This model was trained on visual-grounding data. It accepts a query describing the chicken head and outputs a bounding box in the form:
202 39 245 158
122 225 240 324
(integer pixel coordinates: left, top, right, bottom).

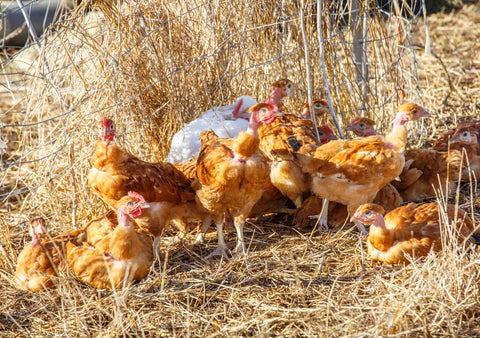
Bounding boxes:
117 191 151 219
451 126 478 145
29 217 47 245
352 204 386 228
100 118 116 145
397 103 431 122
345 116 376 137
271 78 299 98
248 102 280 126
317 125 337 144
301 99 330 119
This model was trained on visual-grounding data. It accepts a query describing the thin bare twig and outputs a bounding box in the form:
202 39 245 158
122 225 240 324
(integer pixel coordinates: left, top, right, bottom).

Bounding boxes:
300 0 320 141
317 0 344 138
15 0 42 52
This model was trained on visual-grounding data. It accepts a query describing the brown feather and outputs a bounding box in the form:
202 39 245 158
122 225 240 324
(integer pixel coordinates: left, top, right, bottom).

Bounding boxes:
291 114 413 218
88 120 209 238
356 202 475 264
67 219 153 290
395 148 462 201
88 141 195 207
15 227 84 292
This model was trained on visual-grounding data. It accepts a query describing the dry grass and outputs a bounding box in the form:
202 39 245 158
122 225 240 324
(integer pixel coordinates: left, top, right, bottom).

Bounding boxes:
1 0 480 336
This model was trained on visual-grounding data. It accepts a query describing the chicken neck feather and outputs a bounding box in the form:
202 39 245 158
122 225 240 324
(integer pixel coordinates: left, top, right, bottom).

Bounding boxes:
385 112 409 152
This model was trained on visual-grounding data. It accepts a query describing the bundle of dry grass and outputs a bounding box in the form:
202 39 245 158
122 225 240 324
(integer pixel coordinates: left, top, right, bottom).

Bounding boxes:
1 0 480 335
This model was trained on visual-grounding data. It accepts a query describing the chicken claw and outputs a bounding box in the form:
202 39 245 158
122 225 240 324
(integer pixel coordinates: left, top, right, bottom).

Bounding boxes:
204 246 231 260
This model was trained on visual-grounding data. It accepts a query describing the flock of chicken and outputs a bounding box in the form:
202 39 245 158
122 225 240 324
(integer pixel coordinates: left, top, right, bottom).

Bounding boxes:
14 79 479 292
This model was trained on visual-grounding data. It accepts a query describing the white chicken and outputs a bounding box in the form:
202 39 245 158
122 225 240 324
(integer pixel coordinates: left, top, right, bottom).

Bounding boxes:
167 79 298 163
167 96 257 163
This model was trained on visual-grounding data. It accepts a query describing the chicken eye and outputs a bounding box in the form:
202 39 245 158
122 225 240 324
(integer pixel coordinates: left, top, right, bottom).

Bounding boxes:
287 83 292 88
364 210 373 216
314 104 321 108
359 123 365 127
412 110 417 114
127 201 134 206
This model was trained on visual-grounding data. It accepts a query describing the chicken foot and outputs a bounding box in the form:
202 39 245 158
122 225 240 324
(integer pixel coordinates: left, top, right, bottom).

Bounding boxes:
194 216 213 244
205 220 230 260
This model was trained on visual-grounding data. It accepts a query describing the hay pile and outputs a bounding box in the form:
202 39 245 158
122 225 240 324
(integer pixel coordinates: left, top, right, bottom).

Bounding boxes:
1 0 480 335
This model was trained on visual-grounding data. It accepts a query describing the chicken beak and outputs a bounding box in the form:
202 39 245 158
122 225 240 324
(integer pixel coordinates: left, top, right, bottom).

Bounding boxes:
330 134 338 140
351 208 363 222
350 213 368 235
142 202 151 209
274 111 283 117
353 219 369 235
345 124 353 132
423 109 431 117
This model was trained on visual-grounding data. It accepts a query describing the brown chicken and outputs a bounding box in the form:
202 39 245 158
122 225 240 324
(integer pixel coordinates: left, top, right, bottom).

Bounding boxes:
395 148 462 201
293 114 400 228
450 125 480 180
173 128 250 243
15 218 57 292
14 218 83 292
344 115 436 204
252 125 336 216
348 113 463 202
300 99 330 120
432 120 480 153
257 100 334 208
288 100 335 146
264 78 299 111
288 103 430 233
249 177 289 217
292 99 332 142
345 116 376 137
352 202 475 264
173 156 197 180
292 182 402 228
196 103 279 258
67 193 154 289
88 118 209 244
395 122 480 201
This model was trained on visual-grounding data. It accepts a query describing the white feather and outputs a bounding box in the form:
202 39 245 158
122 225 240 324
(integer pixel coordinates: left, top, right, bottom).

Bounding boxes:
167 96 257 163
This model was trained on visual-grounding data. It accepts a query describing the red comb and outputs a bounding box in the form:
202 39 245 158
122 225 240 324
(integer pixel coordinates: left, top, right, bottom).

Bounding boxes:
128 191 145 203
321 125 334 134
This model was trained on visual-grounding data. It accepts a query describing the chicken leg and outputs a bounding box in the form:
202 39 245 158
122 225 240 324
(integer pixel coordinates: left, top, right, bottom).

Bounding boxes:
318 198 329 229
232 215 247 254
194 215 212 244
205 219 230 260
